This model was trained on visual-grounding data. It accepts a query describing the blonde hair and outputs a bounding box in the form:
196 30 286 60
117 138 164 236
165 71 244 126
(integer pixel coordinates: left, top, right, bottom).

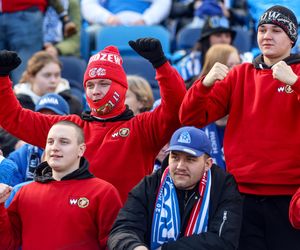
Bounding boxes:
19 51 62 83
200 44 239 76
127 75 154 113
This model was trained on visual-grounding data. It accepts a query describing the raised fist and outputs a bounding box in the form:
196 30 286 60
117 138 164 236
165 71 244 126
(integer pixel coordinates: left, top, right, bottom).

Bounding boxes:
0 50 22 76
128 38 167 68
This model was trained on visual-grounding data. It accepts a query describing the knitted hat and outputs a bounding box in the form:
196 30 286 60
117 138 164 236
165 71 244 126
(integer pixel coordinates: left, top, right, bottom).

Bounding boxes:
199 16 236 42
258 5 298 47
83 46 127 89
83 46 127 118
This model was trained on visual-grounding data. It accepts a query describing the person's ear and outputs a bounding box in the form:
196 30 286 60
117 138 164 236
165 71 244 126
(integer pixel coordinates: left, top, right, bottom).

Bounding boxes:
204 157 213 172
78 143 86 157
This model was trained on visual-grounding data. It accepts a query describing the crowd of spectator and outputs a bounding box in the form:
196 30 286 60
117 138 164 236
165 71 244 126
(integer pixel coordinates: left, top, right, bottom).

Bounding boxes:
0 1 300 250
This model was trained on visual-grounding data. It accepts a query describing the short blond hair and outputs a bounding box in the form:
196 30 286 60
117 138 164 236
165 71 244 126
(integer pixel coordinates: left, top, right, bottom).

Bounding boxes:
127 75 154 112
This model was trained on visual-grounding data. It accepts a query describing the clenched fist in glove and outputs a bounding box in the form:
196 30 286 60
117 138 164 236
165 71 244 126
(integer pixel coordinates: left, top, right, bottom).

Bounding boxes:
128 38 167 68
0 50 22 76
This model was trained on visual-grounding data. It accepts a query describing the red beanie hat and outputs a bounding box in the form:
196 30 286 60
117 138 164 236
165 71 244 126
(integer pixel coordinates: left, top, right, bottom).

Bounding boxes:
83 46 128 118
83 46 127 89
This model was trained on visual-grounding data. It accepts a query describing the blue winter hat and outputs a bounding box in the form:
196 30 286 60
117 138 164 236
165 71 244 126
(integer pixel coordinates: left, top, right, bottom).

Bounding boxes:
35 93 70 115
167 126 212 157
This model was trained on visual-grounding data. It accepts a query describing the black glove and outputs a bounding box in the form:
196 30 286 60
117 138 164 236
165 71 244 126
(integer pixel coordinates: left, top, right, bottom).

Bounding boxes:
128 38 167 68
0 50 22 76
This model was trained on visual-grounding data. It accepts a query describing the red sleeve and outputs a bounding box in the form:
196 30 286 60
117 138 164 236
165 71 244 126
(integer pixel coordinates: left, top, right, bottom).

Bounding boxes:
179 74 232 128
289 187 300 229
136 62 187 149
0 76 81 148
97 184 122 249
0 197 22 249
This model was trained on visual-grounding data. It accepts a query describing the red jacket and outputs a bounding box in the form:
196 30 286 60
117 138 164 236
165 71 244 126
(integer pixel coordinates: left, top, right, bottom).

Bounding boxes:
1 0 47 12
289 187 300 229
0 178 122 249
180 62 300 196
0 62 186 202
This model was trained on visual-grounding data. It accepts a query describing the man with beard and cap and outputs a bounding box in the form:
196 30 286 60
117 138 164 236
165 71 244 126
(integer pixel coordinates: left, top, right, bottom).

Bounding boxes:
0 38 186 203
108 126 242 250
179 5 300 250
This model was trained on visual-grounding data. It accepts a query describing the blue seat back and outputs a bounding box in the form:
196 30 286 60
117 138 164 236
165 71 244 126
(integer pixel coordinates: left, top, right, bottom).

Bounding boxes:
122 56 160 100
176 27 201 50
94 25 171 57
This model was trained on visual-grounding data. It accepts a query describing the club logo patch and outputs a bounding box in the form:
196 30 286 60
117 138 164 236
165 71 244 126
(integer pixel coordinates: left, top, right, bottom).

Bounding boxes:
69 197 89 208
78 197 89 208
178 131 191 144
285 85 293 94
119 128 130 137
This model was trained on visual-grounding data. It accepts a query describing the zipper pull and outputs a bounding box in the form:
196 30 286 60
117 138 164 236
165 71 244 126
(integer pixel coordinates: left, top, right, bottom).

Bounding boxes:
219 210 228 237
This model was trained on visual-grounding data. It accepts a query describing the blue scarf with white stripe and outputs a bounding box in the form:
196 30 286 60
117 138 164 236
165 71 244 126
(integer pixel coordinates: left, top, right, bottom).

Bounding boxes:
150 167 211 249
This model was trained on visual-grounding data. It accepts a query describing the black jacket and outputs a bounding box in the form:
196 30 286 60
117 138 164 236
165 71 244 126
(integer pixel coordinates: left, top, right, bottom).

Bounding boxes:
108 164 243 250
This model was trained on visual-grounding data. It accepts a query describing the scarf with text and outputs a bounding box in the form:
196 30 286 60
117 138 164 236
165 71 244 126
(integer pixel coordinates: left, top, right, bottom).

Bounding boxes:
150 167 211 249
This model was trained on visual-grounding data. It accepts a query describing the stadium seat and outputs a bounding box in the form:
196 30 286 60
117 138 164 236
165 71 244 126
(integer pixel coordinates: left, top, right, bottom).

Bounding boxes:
122 56 160 100
232 26 253 53
176 27 201 50
94 25 171 58
59 56 87 103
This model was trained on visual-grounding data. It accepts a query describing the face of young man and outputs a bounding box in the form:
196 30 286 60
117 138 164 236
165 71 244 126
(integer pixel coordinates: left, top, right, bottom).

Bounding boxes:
45 124 85 180
85 79 112 102
168 151 212 190
257 24 293 65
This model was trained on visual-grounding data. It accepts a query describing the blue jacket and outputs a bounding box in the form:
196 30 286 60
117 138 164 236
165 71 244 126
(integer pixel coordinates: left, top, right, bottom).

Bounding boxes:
0 156 23 186
8 144 44 182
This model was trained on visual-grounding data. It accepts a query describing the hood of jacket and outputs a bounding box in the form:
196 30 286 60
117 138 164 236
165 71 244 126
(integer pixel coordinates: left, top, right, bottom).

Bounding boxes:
34 157 94 183
253 53 300 69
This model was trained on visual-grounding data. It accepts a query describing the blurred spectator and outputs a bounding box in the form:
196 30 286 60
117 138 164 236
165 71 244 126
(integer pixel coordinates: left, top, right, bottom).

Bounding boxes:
44 0 81 57
0 149 22 187
14 51 82 115
0 0 46 83
0 51 81 156
199 43 240 170
81 0 172 51
125 75 154 115
190 0 250 28
175 15 235 82
0 0 77 83
81 0 172 26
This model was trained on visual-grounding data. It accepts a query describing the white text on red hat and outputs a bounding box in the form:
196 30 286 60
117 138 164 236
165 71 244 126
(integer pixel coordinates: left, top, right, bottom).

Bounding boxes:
88 52 121 65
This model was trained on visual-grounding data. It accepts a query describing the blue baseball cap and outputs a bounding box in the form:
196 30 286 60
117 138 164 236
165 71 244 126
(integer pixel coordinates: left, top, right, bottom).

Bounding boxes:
35 93 70 115
167 126 212 157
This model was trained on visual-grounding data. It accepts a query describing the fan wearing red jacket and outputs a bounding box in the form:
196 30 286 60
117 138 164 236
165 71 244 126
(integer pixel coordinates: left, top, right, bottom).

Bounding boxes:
179 5 300 250
0 38 186 203
0 121 122 250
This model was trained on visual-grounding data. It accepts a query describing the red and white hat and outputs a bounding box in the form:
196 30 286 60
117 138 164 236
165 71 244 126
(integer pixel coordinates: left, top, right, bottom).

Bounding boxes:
83 46 128 118
83 46 127 89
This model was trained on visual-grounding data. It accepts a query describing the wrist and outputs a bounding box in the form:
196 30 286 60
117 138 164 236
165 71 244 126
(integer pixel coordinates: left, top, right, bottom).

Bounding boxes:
151 56 167 68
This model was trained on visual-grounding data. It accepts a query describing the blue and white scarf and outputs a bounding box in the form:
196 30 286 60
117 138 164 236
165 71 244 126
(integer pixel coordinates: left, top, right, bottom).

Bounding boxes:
151 167 211 249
